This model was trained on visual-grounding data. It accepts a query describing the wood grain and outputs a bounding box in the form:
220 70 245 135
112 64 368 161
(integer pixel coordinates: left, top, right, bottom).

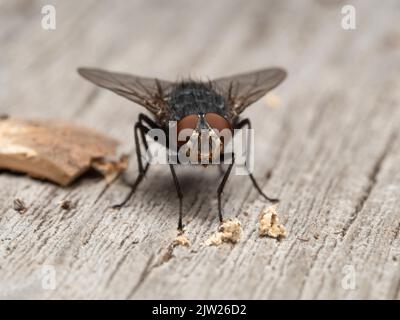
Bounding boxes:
0 0 399 299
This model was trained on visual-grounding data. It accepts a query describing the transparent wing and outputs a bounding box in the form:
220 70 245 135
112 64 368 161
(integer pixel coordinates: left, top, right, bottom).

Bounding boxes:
77 68 174 116
211 68 287 116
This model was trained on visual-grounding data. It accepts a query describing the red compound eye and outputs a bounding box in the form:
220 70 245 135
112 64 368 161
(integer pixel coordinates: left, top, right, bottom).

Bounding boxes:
177 114 198 146
177 114 198 132
205 113 231 133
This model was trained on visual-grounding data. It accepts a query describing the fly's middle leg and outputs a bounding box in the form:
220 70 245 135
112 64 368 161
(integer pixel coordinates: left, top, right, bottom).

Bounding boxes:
169 164 184 230
217 153 235 223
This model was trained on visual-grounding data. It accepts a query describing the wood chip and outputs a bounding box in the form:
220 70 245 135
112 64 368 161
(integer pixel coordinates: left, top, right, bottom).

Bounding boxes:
0 117 121 186
161 232 190 263
205 218 242 246
13 198 27 214
258 204 286 239
60 200 73 210
91 154 129 184
172 233 190 247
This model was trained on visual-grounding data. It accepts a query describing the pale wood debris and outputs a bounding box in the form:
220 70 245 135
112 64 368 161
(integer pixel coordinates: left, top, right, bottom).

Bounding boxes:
205 218 242 246
258 205 286 239
172 233 190 247
91 154 129 184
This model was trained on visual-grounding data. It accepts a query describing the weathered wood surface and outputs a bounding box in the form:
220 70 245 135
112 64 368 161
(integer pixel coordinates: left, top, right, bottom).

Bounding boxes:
1 0 399 299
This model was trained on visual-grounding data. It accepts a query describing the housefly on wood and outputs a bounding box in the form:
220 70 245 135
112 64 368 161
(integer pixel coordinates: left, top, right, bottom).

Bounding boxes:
78 67 287 230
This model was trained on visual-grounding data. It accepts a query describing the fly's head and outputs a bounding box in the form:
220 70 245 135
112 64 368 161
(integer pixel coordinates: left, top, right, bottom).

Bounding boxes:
177 112 232 165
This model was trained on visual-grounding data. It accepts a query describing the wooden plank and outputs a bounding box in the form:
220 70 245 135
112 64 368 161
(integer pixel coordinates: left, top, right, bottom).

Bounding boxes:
0 0 399 299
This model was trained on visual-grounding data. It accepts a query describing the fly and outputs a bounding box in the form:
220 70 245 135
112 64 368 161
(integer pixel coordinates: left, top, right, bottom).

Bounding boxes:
78 67 287 230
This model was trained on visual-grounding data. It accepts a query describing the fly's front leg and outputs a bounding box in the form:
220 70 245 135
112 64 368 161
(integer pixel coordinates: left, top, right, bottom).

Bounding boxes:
234 118 279 203
112 113 159 209
169 164 184 230
112 122 149 209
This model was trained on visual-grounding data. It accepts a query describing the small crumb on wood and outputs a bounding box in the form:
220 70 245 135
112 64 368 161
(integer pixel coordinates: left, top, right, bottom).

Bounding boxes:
172 233 190 247
161 247 174 263
264 92 282 108
205 218 242 246
258 205 286 239
91 154 129 184
60 200 73 210
161 232 190 263
13 198 27 214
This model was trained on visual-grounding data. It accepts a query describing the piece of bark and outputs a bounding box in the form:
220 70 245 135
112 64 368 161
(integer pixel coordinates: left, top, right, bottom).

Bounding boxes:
0 117 120 186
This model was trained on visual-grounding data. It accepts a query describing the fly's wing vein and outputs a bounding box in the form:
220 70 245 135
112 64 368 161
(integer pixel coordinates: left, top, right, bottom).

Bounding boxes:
77 68 174 118
211 68 287 117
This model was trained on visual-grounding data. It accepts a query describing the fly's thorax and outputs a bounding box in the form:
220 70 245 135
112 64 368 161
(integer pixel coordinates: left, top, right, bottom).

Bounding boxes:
168 81 228 121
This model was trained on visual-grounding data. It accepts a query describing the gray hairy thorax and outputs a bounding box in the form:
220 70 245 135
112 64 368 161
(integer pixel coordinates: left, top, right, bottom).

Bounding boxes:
167 82 227 122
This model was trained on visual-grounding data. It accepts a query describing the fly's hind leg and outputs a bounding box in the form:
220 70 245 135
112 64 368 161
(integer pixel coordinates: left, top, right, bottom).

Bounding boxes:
112 114 159 209
247 172 279 203
234 118 279 203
